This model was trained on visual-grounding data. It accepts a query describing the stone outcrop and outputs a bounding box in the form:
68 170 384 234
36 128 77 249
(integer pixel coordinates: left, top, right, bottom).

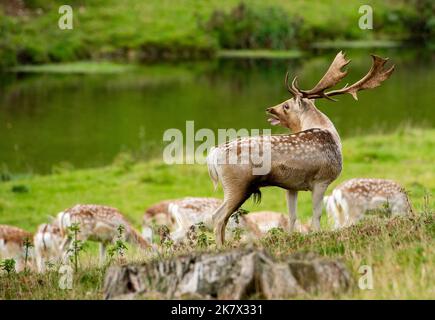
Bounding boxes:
103 249 352 299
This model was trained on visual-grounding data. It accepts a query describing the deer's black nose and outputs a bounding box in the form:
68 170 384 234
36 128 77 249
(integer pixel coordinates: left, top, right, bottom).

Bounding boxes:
266 107 272 113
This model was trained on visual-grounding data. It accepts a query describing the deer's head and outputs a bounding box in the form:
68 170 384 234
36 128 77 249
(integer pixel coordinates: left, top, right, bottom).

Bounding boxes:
267 51 395 131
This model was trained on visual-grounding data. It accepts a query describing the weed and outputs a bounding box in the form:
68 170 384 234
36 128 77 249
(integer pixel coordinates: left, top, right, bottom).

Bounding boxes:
23 237 33 273
107 225 128 264
231 227 245 242
0 259 16 275
231 208 249 225
66 223 86 272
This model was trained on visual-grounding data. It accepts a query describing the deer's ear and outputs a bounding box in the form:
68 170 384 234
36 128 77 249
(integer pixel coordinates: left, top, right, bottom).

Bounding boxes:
294 95 302 105
300 97 316 110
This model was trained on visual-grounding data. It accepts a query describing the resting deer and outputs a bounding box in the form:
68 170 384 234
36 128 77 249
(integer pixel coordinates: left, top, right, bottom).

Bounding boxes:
207 51 395 245
171 204 309 242
242 211 310 238
324 178 412 229
0 225 33 272
168 197 223 241
55 204 151 265
33 223 63 272
143 199 177 243
143 197 222 243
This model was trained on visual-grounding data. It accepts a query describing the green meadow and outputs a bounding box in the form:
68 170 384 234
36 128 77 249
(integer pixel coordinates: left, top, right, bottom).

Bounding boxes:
0 128 433 299
0 128 433 230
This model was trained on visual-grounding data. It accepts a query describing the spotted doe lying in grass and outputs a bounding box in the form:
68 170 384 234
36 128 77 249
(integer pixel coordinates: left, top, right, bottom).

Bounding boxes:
143 197 222 243
324 178 412 229
33 223 63 273
242 211 310 238
55 204 152 265
0 225 33 272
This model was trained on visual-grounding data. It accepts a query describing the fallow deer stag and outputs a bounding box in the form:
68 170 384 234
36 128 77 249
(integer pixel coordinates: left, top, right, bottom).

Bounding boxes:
207 51 395 246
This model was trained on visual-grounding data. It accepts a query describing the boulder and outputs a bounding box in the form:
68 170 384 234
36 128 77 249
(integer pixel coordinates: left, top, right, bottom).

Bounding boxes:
103 248 352 299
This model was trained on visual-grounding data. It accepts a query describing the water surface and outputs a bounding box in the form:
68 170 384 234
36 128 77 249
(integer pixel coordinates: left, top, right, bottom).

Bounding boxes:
0 48 433 174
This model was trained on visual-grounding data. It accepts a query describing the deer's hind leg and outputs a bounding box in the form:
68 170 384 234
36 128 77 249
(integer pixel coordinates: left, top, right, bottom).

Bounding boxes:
213 187 252 247
311 183 329 231
286 190 298 232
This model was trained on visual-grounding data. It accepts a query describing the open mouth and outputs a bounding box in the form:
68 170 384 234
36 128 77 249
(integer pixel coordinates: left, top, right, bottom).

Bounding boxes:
267 113 281 126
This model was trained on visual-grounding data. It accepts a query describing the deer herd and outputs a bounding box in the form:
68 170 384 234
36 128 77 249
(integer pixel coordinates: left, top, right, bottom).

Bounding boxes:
0 51 413 273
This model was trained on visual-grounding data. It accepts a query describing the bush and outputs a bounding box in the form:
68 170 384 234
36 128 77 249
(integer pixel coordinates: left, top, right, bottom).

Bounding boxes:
11 185 30 193
405 0 435 46
205 2 304 50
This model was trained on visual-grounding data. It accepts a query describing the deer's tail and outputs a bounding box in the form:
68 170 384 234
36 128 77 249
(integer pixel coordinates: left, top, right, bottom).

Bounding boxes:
206 147 220 190
329 189 349 228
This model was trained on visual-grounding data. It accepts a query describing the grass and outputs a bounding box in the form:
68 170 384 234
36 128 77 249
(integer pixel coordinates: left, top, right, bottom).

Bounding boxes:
311 40 404 49
262 212 434 299
0 128 434 299
1 0 429 67
217 49 303 59
9 62 137 74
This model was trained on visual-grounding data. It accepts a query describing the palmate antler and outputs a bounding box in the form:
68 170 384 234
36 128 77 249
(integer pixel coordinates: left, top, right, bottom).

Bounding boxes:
286 51 395 101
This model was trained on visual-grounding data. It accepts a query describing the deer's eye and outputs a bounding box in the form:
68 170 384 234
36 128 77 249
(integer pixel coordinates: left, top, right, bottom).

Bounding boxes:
283 104 289 110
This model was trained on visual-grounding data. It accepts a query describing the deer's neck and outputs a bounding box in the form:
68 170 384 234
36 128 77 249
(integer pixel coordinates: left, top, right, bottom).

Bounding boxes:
298 106 341 149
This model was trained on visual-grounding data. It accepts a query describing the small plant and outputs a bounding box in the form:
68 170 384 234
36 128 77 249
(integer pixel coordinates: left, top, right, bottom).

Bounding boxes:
158 225 173 250
196 233 209 249
45 261 55 271
186 225 198 247
231 227 245 242
195 222 210 249
423 191 432 216
263 227 287 245
23 237 33 273
107 225 128 264
66 223 85 272
231 208 249 225
0 259 16 275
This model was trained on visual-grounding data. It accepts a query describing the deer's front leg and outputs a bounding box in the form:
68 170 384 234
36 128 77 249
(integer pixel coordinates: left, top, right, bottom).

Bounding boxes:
60 237 72 264
311 183 329 231
99 242 106 266
36 252 45 273
286 190 298 232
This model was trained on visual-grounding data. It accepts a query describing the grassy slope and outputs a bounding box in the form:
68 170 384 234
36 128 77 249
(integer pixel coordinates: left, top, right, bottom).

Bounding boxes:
0 128 434 299
0 0 413 65
0 213 433 299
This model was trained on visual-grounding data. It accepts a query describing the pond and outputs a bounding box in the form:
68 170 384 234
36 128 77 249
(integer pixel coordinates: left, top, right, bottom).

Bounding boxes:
0 48 434 174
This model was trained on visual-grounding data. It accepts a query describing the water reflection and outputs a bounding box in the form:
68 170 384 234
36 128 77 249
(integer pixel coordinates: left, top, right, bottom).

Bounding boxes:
0 48 433 174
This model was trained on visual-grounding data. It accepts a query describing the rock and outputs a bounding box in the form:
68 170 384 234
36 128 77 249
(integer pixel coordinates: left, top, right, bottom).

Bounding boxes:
103 248 352 299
